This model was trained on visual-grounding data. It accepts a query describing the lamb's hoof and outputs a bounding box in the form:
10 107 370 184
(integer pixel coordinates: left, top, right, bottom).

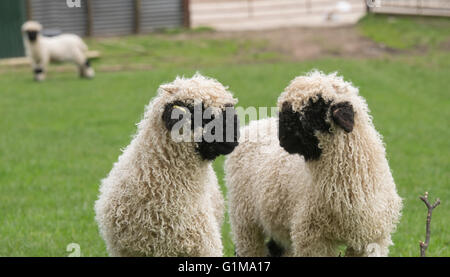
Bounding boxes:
84 68 95 79
34 74 45 82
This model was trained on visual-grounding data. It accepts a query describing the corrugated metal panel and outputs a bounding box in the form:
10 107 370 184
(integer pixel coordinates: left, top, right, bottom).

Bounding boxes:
91 0 135 36
25 0 185 38
0 0 26 58
30 0 88 36
141 0 184 31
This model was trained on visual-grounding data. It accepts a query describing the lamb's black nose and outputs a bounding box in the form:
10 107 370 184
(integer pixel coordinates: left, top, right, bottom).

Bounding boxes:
197 107 240 160
27 31 37 41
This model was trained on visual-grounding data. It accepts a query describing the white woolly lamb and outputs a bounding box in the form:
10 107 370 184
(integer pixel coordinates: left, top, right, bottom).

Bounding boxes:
21 21 95 81
95 73 239 256
225 71 402 257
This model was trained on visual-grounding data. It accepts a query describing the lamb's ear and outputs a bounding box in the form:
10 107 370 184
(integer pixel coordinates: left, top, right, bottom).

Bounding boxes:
330 102 354 133
160 84 177 94
162 102 189 131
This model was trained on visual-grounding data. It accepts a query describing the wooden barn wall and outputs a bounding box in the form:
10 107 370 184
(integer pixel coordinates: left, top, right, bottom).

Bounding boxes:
190 0 367 31
370 0 450 17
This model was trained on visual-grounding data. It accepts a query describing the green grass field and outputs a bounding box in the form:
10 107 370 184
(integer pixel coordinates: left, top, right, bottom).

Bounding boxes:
0 15 448 257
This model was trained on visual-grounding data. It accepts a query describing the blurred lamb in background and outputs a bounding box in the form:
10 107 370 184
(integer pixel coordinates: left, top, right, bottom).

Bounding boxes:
21 21 94 81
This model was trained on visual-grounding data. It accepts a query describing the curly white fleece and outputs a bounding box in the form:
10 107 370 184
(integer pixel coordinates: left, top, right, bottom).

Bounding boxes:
95 73 236 256
225 71 402 257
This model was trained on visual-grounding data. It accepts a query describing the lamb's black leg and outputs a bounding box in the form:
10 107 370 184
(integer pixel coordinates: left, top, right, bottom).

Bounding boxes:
266 238 284 257
79 59 94 78
33 67 45 81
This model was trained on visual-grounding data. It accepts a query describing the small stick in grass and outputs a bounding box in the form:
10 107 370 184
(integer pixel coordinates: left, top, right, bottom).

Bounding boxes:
419 192 441 257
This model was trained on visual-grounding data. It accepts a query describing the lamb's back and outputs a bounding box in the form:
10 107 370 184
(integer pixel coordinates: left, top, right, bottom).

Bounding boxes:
225 118 310 238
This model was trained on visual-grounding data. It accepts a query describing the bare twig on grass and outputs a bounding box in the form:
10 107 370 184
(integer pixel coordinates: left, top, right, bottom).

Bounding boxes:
419 192 441 257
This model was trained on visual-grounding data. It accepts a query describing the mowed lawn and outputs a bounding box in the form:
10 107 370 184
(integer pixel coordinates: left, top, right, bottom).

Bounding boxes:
0 15 449 256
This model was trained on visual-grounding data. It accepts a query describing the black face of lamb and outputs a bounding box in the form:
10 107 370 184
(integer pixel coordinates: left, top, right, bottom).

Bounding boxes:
279 95 355 161
27 31 38 42
162 101 239 161
278 96 331 161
